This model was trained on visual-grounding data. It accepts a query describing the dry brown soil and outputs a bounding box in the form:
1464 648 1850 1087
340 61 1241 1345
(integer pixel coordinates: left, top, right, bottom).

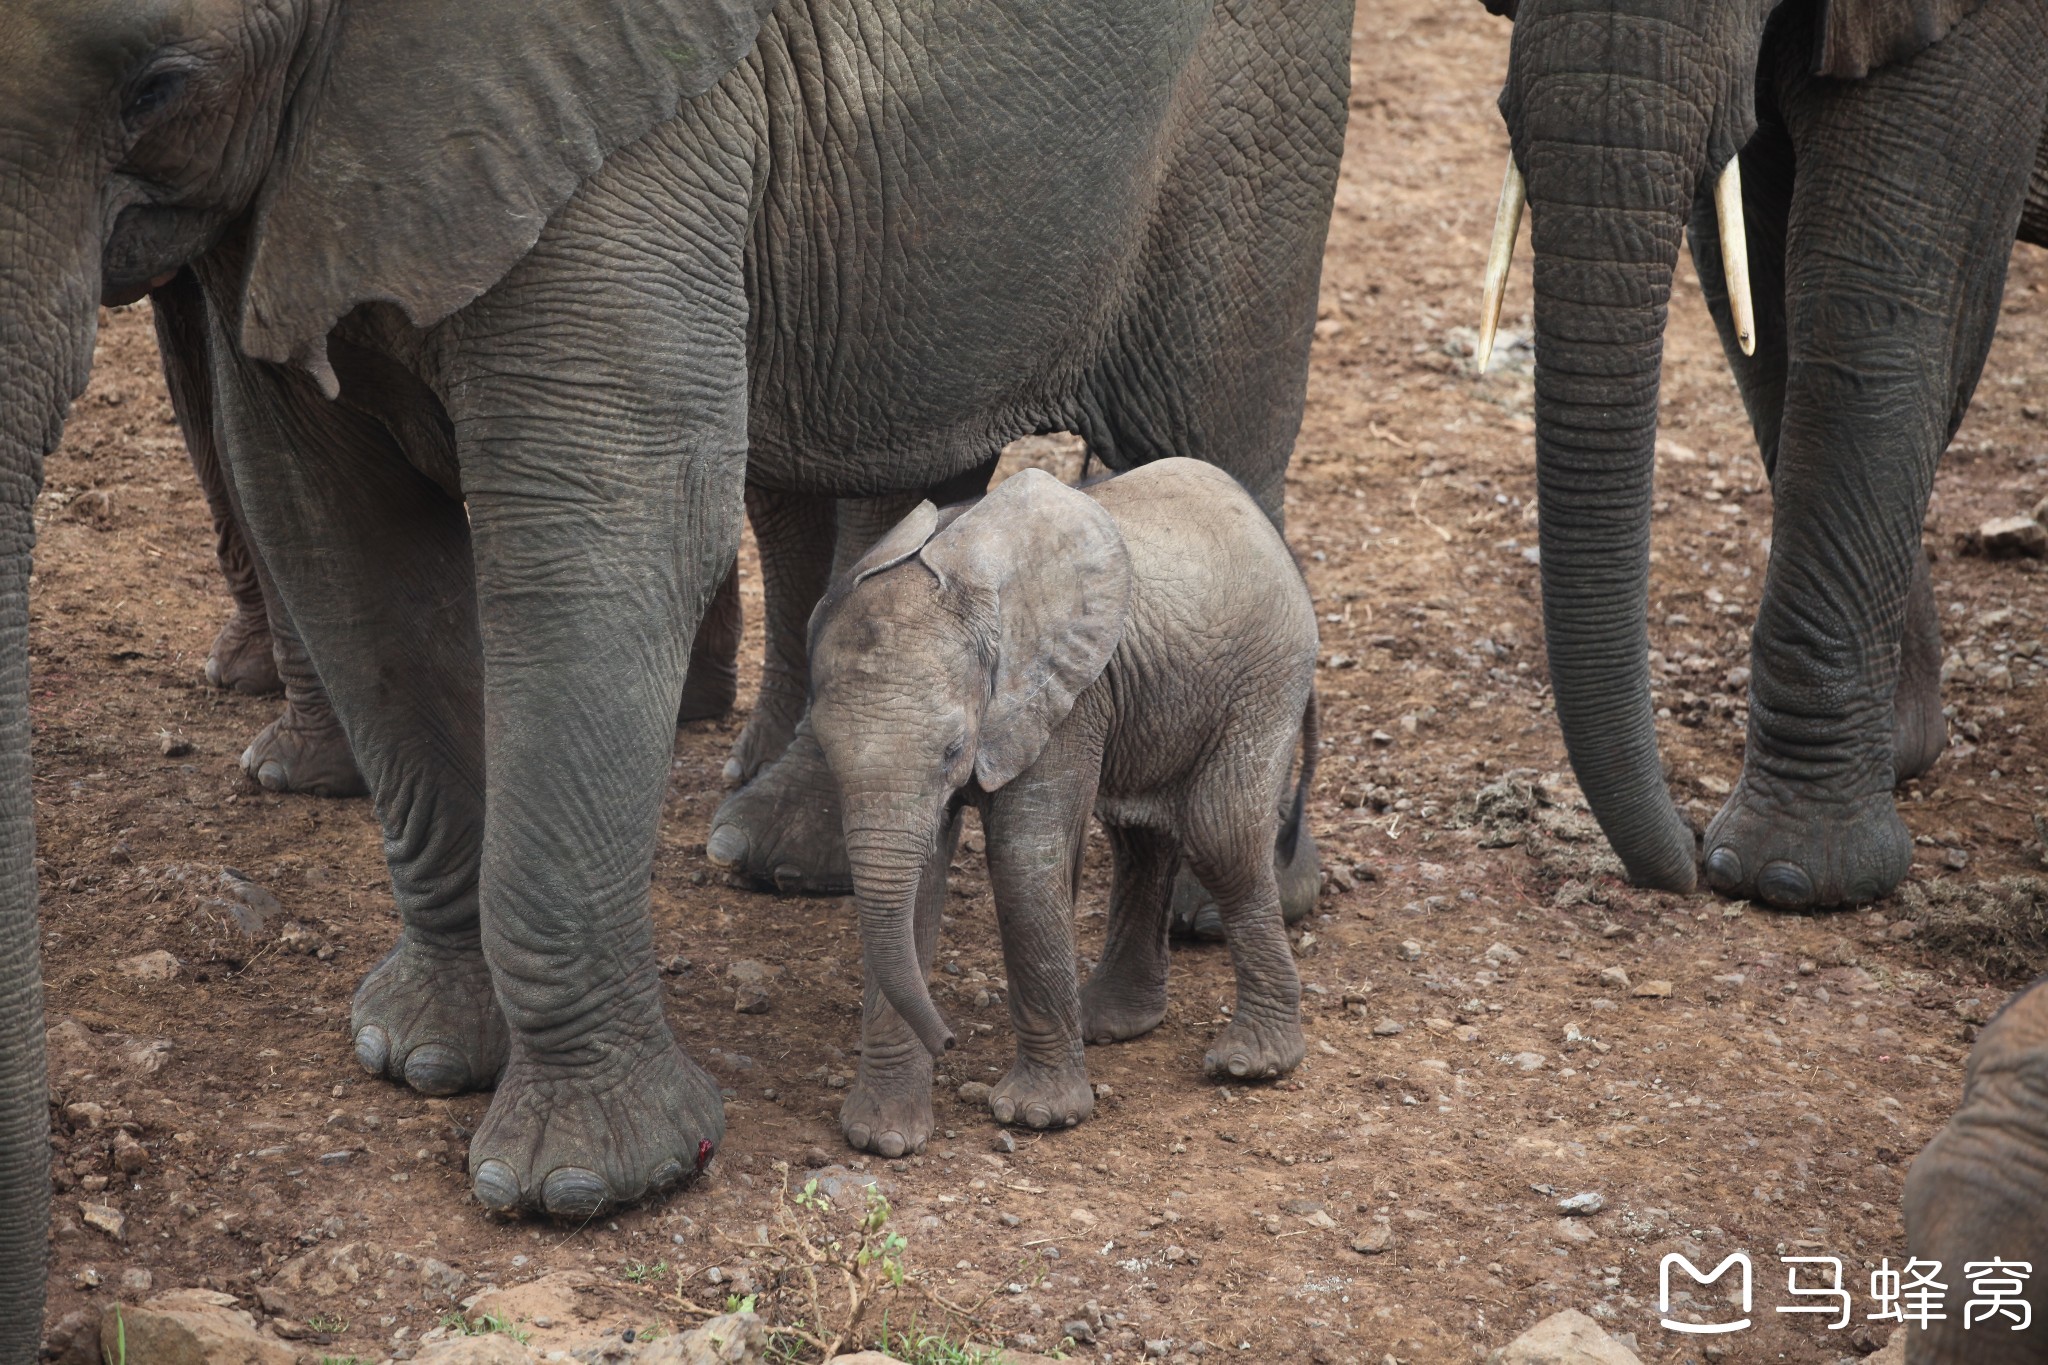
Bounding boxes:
33 4 2048 1363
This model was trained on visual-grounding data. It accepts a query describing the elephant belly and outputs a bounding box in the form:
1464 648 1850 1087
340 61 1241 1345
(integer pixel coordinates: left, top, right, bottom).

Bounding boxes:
738 0 1212 492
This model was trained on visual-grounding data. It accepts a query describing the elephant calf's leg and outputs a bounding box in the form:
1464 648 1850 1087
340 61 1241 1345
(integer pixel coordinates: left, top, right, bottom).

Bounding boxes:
718 485 835 781
240 603 367 799
842 810 959 1157
1081 824 1178 1043
1182 800 1303 1081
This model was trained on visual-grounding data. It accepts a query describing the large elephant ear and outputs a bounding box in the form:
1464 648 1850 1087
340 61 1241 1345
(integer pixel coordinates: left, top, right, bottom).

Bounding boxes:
1814 0 1983 78
921 470 1133 793
239 0 778 367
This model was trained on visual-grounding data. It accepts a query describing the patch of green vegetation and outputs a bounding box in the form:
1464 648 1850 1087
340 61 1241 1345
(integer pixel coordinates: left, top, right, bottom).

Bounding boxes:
101 1308 125 1365
306 1312 348 1333
437 1310 532 1344
622 1258 668 1285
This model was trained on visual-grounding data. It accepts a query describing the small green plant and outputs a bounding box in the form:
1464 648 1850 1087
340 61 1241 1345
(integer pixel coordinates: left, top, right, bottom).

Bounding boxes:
101 1308 125 1365
724 1292 760 1314
622 1258 668 1285
437 1310 531 1344
306 1312 348 1333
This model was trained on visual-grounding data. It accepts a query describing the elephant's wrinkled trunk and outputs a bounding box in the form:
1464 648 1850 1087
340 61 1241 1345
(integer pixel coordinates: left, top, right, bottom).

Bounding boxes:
845 823 955 1059
1514 43 1712 894
0 183 97 1358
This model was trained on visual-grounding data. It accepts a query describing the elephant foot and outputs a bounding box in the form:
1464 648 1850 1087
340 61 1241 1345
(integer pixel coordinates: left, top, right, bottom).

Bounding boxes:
242 697 367 798
720 683 807 786
1080 975 1167 1045
840 1042 934 1158
468 1035 724 1219
352 933 509 1096
204 605 281 696
704 726 850 894
676 656 737 724
1702 779 1911 910
990 1059 1094 1131
1203 1009 1304 1081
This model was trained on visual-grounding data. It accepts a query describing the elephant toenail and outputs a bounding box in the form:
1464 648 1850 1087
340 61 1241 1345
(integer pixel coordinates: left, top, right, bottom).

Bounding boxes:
257 761 288 792
402 1044 468 1097
1025 1104 1052 1128
541 1167 610 1219
846 1124 872 1150
721 757 744 784
991 1096 1015 1124
877 1131 906 1159
472 1159 521 1212
772 864 806 893
354 1025 391 1076
1228 1055 1251 1078
648 1160 685 1193
704 824 750 869
1757 861 1816 910
1704 846 1744 892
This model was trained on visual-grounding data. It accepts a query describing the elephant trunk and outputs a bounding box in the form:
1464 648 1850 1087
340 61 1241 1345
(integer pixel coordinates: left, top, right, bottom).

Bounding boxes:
844 818 954 1059
0 189 96 1360
1513 33 1711 894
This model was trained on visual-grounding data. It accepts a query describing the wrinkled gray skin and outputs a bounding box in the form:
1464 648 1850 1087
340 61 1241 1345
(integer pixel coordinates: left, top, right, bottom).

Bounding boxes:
1483 0 2048 908
808 462 1316 1157
0 1 1349 1328
1903 976 2048 1362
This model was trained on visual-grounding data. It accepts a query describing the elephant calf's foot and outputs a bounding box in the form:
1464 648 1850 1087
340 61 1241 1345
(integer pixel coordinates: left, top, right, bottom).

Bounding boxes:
1203 1009 1304 1081
242 699 367 798
204 606 281 696
990 1059 1094 1131
1703 779 1912 910
1080 977 1168 1045
1167 831 1318 942
469 1038 724 1219
705 727 849 894
841 1046 934 1158
1892 667 1947 784
352 935 509 1096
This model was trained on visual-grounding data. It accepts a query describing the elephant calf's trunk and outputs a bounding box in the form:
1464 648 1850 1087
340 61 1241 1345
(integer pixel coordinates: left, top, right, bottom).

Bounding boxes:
849 838 955 1058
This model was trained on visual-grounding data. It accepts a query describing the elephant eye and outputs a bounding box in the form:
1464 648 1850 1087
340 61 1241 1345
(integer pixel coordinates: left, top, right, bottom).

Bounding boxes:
942 737 965 764
122 66 190 129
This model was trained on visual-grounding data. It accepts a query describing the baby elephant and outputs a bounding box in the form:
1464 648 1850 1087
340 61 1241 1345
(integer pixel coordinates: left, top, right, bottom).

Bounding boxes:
809 459 1317 1157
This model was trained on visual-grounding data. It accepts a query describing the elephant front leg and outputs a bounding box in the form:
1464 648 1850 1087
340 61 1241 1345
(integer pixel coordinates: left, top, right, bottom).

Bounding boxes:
981 744 1100 1131
1702 32 2044 909
716 485 835 781
841 808 960 1157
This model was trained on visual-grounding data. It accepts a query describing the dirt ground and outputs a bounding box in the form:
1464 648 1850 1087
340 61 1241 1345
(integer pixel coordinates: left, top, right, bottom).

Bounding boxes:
32 4 2048 1363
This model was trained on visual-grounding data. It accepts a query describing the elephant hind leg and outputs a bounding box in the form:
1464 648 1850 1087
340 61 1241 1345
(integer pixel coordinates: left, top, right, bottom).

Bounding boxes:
1893 548 1946 783
1081 823 1178 1044
676 556 741 723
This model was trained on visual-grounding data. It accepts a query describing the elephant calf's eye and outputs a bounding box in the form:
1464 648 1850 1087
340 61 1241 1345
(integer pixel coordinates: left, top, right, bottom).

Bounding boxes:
942 738 965 764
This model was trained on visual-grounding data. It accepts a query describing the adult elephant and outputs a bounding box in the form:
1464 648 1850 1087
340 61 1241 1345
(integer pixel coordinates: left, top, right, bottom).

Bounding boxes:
1473 0 2048 908
0 0 1349 1342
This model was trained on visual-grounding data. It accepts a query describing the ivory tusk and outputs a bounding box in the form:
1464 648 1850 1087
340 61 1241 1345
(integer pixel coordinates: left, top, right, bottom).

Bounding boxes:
1713 157 1756 357
1477 155 1526 374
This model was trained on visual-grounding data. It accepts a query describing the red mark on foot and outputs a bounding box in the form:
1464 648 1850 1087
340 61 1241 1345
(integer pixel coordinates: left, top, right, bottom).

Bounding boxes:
696 1139 715 1171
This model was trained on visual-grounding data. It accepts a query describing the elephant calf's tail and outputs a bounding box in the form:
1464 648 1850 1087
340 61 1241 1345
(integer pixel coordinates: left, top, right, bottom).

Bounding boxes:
1277 688 1319 863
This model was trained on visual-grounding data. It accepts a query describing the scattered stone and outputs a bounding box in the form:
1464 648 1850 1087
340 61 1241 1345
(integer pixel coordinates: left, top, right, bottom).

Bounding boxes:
1069 1207 1097 1226
1484 942 1522 967
1553 1217 1597 1244
1630 980 1673 999
728 960 777 1015
98 1290 298 1365
1397 940 1423 961
1970 515 2048 559
1797 960 1816 977
1063 1319 1097 1344
1371 1019 1404 1037
159 732 194 758
416 1255 467 1301
111 1131 149 1174
994 1130 1017 1155
1350 1224 1394 1254
1496 1308 1642 1364
43 1308 99 1365
411 1337 536 1364
1558 1192 1604 1216
633 1312 767 1363
1943 847 1970 871
117 950 179 983
958 1081 993 1105
63 1101 105 1130
121 1038 173 1075
1596 966 1630 992
117 1267 153 1296
1510 1051 1545 1072
79 1203 124 1240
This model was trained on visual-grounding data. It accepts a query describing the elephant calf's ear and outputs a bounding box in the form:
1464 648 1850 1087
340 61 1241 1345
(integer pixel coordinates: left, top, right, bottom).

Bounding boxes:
1477 0 1518 16
921 470 1133 793
240 0 777 367
1814 0 1983 78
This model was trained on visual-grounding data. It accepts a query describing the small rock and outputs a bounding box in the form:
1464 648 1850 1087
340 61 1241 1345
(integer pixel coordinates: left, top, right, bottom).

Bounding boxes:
1797 960 1816 977
117 951 179 983
1554 1216 1597 1244
1558 1191 1604 1216
1063 1319 1097 1344
411 1338 536 1364
99 1290 298 1365
1498 1308 1641 1364
1069 1207 1097 1226
1974 515 2048 559
1397 940 1423 961
63 1101 106 1130
1484 942 1522 967
111 1131 149 1174
733 986 772 1015
958 1081 993 1105
117 1267 153 1295
1371 1019 1404 1037
1596 966 1630 992
1510 1051 1545 1072
1350 1224 1393 1254
621 1312 765 1364
1630 979 1673 999
43 1309 99 1365
994 1130 1017 1155
416 1255 467 1301
79 1203 124 1239
159 733 194 758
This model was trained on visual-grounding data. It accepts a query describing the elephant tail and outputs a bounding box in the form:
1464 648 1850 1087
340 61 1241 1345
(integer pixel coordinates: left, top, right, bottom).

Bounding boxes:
1277 688 1318 864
